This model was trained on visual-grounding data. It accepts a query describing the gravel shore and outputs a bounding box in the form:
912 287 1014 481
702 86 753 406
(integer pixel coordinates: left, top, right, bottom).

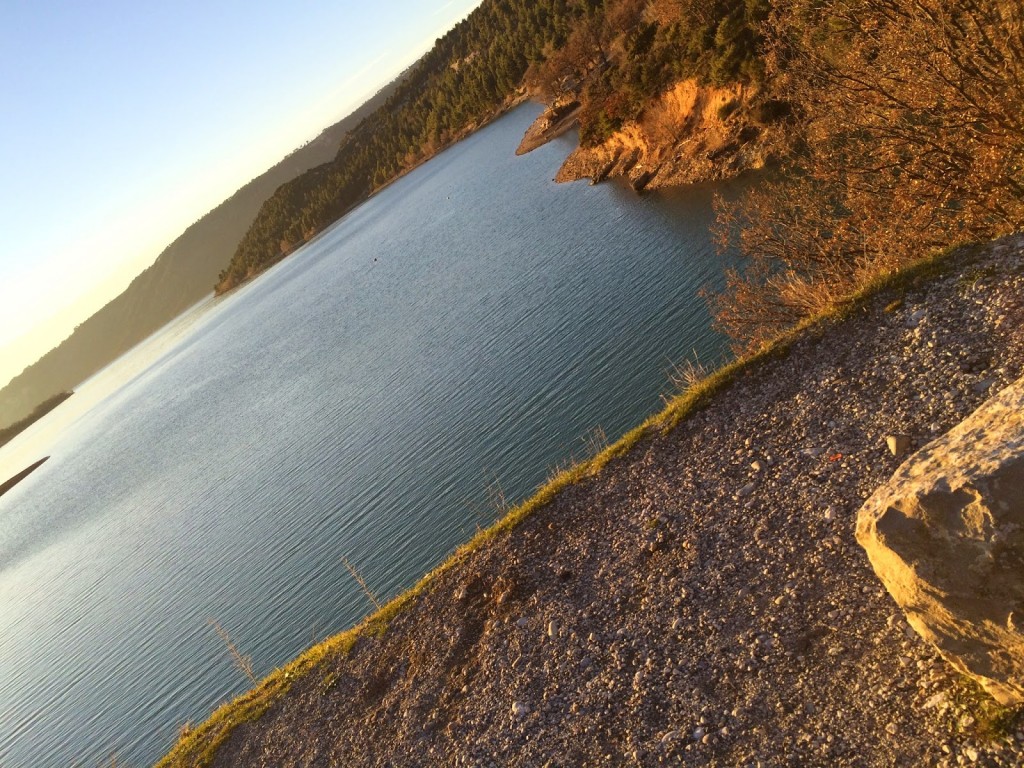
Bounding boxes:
202 235 1024 767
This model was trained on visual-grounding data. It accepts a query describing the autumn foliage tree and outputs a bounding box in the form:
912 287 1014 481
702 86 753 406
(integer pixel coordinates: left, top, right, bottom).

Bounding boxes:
712 0 1024 350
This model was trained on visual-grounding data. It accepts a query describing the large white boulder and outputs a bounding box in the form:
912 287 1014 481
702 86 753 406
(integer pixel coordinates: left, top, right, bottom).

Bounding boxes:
856 376 1024 704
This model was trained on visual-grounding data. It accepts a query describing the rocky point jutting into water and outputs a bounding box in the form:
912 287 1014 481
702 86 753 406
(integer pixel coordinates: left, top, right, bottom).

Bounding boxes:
518 78 792 191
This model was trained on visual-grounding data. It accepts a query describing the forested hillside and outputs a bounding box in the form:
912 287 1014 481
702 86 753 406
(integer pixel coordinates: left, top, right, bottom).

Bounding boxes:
215 0 577 291
524 0 767 146
224 0 1024 357
216 0 770 291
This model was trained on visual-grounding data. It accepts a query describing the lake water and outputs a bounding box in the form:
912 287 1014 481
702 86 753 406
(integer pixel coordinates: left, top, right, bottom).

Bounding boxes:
0 104 746 767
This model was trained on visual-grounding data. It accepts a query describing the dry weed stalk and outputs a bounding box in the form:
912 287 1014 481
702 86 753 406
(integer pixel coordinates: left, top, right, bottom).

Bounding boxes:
209 620 257 686
341 556 382 611
485 476 510 515
582 425 609 458
666 354 711 397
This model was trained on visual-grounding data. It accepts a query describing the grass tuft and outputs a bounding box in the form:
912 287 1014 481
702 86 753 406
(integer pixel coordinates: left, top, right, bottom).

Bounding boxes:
947 676 1024 743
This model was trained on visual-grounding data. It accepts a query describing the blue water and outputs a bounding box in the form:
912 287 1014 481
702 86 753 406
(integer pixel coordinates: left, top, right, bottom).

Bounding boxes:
0 104 747 767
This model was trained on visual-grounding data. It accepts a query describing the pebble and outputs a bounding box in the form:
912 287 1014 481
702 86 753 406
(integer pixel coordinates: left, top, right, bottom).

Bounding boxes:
737 482 757 498
972 378 995 394
906 309 927 328
886 434 912 457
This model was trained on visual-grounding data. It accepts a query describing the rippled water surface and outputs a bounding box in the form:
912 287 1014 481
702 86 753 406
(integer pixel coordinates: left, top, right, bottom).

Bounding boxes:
0 104 747 766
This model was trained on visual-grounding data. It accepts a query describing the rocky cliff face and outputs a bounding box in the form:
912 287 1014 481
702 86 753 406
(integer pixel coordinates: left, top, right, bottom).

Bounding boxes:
857 376 1024 705
541 79 792 190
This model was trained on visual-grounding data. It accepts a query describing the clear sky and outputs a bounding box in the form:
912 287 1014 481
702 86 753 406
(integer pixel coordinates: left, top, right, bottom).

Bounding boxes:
0 0 482 389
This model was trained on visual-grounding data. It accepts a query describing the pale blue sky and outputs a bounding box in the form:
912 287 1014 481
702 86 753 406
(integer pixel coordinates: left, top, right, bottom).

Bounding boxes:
0 0 482 388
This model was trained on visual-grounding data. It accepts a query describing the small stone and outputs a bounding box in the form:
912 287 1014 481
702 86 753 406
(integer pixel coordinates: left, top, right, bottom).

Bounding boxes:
511 701 530 718
972 378 995 394
885 434 912 457
751 460 765 473
547 619 559 639
516 617 529 628
906 309 927 328
963 746 979 762
737 482 757 498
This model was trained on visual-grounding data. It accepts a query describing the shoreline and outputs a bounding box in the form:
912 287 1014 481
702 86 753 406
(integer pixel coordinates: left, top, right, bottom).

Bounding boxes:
159 236 1024 767
515 100 581 156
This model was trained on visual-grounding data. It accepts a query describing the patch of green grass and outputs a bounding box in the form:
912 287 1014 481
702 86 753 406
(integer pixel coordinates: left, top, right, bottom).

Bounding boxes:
948 676 1024 742
157 238 987 767
957 263 999 293
319 671 338 694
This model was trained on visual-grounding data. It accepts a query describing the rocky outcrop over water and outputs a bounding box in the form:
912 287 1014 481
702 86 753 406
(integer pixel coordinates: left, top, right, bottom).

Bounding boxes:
173 235 1024 767
532 79 792 191
516 101 581 156
858 375 1024 706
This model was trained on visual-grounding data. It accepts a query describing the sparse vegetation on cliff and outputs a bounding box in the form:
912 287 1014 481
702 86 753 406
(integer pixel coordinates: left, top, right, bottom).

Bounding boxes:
524 0 770 147
713 0 1024 351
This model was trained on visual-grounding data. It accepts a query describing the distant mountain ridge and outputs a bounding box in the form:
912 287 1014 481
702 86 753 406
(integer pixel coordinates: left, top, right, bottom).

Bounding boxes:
0 73 406 427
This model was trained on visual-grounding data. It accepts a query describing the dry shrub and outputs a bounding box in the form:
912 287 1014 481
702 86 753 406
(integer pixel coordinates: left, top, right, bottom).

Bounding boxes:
714 0 1024 351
